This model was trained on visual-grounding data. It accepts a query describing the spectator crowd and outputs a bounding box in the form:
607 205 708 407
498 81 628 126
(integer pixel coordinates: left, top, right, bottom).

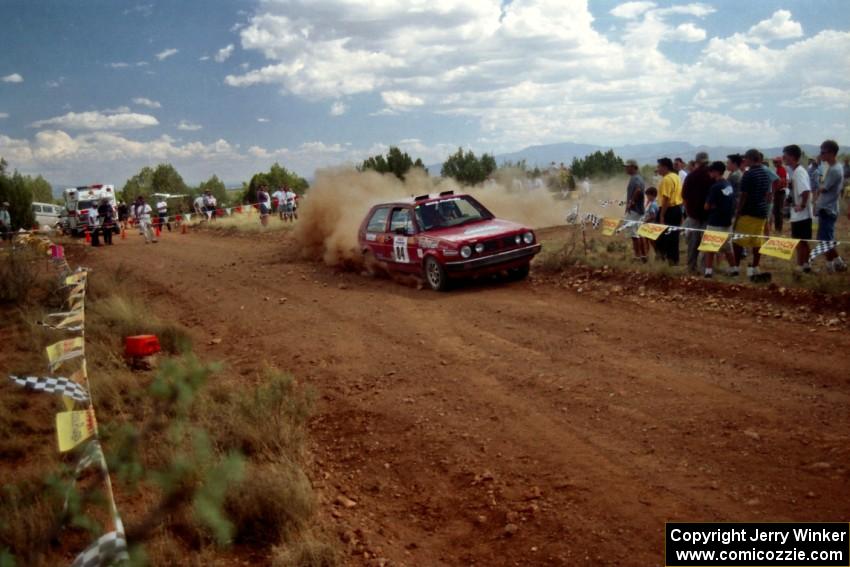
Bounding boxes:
621 139 849 281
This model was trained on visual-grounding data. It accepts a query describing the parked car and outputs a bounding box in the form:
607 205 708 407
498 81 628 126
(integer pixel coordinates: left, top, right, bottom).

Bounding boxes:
32 202 63 230
358 191 542 291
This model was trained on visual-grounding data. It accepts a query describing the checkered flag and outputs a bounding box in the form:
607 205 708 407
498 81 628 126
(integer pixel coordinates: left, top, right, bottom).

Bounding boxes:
64 440 108 513
8 375 89 402
809 241 838 263
599 200 609 208
583 213 601 229
71 528 129 567
565 206 579 224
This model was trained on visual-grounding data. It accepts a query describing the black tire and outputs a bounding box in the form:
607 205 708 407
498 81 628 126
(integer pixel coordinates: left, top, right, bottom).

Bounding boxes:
507 263 530 281
424 256 449 291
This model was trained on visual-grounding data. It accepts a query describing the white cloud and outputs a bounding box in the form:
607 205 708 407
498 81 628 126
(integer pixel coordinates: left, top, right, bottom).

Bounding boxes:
214 44 235 62
0 112 8 119
780 86 850 109
746 10 803 44
257 117 269 123
677 111 787 146
132 97 161 109
177 120 203 131
675 23 706 42
136 61 149 67
381 91 424 111
2 73 23 83
199 55 210 61
610 1 655 19
46 77 64 88
330 101 347 116
31 110 159 130
155 48 178 61
108 62 130 69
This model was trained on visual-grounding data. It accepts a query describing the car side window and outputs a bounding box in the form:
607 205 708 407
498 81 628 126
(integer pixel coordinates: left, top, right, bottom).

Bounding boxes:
33 205 43 213
366 207 390 233
389 208 414 235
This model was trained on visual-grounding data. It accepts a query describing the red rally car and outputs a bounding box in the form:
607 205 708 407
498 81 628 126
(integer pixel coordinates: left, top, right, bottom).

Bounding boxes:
358 191 542 291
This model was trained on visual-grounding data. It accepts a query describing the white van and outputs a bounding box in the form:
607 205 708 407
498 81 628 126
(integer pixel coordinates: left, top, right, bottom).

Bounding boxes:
32 202 63 230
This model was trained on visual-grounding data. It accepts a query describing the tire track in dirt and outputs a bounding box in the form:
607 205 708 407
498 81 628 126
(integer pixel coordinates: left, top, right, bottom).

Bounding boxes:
69 230 850 566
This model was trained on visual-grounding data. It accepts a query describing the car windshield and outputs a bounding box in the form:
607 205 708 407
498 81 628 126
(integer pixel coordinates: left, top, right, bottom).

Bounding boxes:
414 196 492 231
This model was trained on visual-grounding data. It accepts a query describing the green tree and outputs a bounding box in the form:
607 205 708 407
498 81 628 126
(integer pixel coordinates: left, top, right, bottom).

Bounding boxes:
120 166 155 201
151 163 188 196
242 163 308 203
359 146 425 180
29 175 54 203
569 149 625 181
0 169 36 230
440 147 497 185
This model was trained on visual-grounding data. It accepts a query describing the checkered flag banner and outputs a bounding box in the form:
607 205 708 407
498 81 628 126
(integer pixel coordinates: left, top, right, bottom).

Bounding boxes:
809 240 838 262
582 213 601 229
71 526 128 567
8 375 89 402
565 206 579 224
64 440 108 513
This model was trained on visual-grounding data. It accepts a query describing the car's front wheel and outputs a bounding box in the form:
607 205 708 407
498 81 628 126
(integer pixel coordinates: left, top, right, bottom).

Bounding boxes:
424 256 449 291
507 263 530 281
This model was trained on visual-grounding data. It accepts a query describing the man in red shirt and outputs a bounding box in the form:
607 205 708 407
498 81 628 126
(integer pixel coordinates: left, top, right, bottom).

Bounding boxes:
771 156 788 233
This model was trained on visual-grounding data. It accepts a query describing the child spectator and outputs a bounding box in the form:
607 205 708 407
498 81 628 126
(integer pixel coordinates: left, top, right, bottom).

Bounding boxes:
702 162 736 278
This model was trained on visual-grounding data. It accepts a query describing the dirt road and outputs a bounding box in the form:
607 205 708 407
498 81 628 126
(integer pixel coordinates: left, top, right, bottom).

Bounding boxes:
69 229 850 566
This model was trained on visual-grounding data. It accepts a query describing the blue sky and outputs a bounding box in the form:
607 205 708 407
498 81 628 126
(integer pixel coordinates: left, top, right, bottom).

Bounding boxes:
1 0 848 186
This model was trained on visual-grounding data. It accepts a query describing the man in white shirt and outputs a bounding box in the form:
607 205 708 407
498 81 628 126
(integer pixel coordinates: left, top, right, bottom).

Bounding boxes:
675 157 688 184
133 196 157 243
783 144 811 272
156 199 171 232
283 187 297 222
202 190 217 222
272 187 286 220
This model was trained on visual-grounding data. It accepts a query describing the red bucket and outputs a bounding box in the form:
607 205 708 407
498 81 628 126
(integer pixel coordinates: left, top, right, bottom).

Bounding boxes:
124 335 161 358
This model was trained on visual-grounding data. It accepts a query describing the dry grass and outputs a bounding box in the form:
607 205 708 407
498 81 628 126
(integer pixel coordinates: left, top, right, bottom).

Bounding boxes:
0 246 51 305
197 210 297 234
272 533 339 567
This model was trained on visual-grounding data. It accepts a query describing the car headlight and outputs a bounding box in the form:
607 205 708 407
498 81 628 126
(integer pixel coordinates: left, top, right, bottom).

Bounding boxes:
460 245 472 258
523 231 534 244
515 234 522 244
474 242 484 254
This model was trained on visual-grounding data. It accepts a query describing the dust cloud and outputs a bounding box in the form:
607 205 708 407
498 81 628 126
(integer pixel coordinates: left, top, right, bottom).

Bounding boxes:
293 166 636 268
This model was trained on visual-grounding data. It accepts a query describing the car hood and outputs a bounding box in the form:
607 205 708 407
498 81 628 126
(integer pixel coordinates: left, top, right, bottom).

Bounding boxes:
424 219 527 244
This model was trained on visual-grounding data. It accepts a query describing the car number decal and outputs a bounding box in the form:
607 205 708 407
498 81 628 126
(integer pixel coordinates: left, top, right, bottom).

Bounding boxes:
393 236 410 263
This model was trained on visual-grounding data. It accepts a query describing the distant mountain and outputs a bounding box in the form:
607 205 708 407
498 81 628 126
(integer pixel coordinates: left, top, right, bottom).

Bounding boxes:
427 141 824 174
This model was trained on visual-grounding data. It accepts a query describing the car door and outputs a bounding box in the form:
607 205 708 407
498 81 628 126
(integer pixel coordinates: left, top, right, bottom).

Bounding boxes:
364 206 392 261
387 207 417 273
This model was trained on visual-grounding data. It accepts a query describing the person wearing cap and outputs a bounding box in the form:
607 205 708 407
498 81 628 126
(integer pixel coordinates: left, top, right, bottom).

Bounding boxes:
682 151 712 273
815 139 847 272
728 149 771 281
133 195 157 244
771 156 788 233
0 201 11 242
656 157 683 265
623 159 646 261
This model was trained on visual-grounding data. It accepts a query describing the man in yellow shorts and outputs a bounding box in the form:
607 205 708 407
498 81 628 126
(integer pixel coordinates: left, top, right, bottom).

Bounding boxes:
729 149 772 282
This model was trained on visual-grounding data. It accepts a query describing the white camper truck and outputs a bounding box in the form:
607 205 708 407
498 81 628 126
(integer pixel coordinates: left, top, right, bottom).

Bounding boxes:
63 185 118 236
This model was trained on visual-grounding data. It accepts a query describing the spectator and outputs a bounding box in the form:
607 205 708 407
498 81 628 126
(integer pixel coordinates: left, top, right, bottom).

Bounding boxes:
623 159 646 262
284 186 298 222
656 157 683 265
202 190 217 222
807 158 821 193
117 201 129 230
682 151 712 273
193 194 205 218
96 198 115 246
133 196 157 244
257 184 271 227
843 157 850 193
674 157 688 184
642 186 660 258
771 156 788 233
815 139 847 272
702 161 736 278
87 206 101 247
156 198 171 232
0 201 11 242
729 149 771 281
726 154 742 191
272 186 286 220
783 144 812 273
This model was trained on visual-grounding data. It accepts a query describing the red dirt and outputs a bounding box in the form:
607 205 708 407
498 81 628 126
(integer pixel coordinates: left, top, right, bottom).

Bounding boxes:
59 228 850 566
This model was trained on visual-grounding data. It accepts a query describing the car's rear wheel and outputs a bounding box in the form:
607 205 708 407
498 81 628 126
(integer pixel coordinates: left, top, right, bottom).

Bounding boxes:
362 250 380 277
424 256 449 291
507 263 530 281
